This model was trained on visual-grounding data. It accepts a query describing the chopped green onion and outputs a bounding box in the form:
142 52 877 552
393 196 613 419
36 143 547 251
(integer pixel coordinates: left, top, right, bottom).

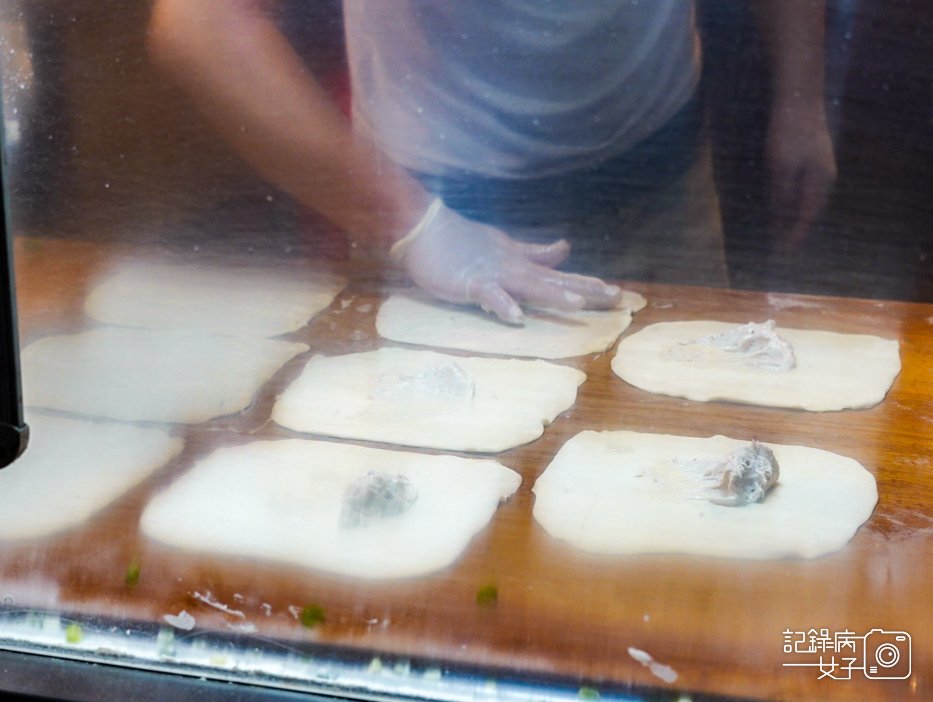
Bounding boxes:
125 560 141 587
300 605 326 628
65 622 83 644
475 584 498 607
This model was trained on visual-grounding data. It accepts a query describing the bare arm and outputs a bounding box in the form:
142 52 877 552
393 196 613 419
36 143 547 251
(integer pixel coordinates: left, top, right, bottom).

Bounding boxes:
148 0 622 322
148 0 430 245
750 0 837 241
751 0 828 109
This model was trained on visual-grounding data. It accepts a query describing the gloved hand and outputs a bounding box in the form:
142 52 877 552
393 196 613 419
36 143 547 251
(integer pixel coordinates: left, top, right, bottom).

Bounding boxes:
391 199 623 324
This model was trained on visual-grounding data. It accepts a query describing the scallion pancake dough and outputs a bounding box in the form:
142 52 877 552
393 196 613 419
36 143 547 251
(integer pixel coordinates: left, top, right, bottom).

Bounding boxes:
22 327 307 423
84 262 346 337
612 320 900 410
376 290 647 359
533 431 878 559
140 440 521 579
0 413 182 539
272 347 586 452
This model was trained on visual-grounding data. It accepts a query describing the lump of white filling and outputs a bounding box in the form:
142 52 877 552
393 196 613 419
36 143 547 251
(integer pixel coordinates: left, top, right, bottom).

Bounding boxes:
340 472 418 528
700 441 781 506
371 361 475 401
674 320 796 372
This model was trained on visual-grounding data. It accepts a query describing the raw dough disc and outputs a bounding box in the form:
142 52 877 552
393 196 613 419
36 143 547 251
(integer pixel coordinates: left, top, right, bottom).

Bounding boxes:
272 347 586 452
376 290 647 359
22 326 308 423
612 320 900 410
140 439 521 579
0 413 182 540
533 430 877 559
84 262 346 337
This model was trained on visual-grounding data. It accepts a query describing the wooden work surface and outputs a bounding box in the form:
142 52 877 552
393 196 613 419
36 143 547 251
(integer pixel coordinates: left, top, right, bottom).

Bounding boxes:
4 236 932 702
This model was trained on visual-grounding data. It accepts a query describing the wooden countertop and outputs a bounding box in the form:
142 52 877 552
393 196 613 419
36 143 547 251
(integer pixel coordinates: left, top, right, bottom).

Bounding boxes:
4 236 931 702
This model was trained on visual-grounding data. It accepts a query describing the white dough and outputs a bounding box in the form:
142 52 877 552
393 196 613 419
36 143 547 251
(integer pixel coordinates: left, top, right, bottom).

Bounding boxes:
272 347 586 452
612 320 900 410
0 413 182 539
376 290 647 359
140 440 521 579
84 262 346 337
22 327 307 423
533 431 878 559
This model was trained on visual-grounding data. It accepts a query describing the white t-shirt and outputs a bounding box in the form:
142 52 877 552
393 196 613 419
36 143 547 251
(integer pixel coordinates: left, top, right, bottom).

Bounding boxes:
344 0 700 179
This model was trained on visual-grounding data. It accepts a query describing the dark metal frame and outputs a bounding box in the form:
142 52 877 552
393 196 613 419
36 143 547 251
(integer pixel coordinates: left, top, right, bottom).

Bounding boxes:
0 143 28 469
0 648 335 702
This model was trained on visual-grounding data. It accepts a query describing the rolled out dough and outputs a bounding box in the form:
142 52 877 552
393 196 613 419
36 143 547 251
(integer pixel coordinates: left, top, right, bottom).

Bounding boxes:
140 440 521 579
376 290 647 359
0 413 182 540
22 327 307 423
272 347 586 452
84 262 346 337
533 431 878 559
612 320 900 410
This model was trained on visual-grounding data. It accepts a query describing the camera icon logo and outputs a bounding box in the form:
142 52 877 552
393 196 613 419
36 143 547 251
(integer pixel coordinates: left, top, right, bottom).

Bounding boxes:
863 629 911 679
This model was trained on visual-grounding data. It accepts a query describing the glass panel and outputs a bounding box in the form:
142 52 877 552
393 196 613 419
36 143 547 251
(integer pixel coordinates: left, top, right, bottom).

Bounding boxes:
1 2 928 701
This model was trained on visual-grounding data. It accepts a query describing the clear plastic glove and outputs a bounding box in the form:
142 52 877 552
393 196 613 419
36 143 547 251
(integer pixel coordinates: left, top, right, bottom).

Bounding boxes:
391 200 623 324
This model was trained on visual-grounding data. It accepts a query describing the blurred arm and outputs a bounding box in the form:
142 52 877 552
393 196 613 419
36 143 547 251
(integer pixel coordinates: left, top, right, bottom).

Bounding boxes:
148 0 430 244
750 0 837 241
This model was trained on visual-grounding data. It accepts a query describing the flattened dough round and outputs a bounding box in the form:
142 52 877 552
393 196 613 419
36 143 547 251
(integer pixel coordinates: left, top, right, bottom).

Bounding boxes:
85 263 346 337
272 347 586 452
0 413 182 539
612 320 900 410
22 327 307 423
140 440 521 579
533 431 878 559
376 290 646 359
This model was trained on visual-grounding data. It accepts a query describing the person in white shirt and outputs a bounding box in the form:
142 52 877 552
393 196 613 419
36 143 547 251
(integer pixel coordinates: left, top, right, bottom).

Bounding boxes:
148 0 835 323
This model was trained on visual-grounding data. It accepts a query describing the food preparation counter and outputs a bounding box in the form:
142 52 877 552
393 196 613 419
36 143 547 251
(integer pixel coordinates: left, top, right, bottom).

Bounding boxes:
3 235 930 702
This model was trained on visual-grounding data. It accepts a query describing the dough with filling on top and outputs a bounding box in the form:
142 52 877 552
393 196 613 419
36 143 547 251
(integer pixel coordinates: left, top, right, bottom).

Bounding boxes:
272 347 586 452
612 320 900 410
533 430 877 559
140 439 521 579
